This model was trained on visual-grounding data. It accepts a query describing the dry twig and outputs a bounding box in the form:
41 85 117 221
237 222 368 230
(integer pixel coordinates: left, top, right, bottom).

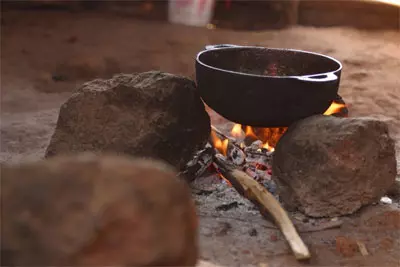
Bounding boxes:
213 154 311 260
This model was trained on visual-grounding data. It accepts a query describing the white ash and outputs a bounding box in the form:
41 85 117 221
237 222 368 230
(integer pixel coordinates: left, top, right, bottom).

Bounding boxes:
191 174 266 222
224 138 277 196
184 134 278 196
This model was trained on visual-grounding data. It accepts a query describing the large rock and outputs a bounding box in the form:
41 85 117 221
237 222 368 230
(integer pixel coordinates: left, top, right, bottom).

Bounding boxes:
272 115 397 217
45 71 210 171
1 153 198 266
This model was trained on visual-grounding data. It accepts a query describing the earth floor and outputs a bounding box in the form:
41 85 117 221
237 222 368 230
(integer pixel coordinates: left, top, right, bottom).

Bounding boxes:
1 9 399 267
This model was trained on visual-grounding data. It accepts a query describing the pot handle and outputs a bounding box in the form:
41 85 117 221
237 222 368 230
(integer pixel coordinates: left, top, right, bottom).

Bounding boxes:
205 44 242 50
296 72 338 83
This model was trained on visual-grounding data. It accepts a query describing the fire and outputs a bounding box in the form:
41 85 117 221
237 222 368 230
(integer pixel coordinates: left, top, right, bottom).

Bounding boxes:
245 125 257 139
211 101 346 153
231 123 243 138
262 142 275 152
323 102 346 116
210 130 229 156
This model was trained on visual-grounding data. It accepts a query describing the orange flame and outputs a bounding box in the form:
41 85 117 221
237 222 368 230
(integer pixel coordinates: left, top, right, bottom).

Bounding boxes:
245 125 258 139
231 101 345 152
323 102 346 116
231 124 243 138
212 101 346 154
262 142 275 152
210 130 229 156
224 124 279 152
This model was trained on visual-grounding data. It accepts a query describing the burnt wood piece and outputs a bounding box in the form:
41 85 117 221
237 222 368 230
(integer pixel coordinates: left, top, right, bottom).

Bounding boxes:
179 144 214 181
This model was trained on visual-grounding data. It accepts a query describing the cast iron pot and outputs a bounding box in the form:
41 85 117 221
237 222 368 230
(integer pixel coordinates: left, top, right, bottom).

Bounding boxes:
195 44 342 127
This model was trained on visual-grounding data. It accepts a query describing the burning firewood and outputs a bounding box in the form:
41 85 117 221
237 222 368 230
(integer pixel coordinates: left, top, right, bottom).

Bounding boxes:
210 125 274 185
182 124 309 260
213 153 311 261
210 125 246 165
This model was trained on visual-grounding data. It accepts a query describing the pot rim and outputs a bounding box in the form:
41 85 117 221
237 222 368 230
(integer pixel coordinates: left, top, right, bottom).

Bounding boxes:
196 46 343 80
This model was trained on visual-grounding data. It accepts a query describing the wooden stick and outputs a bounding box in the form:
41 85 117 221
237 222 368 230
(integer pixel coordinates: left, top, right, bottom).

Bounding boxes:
213 154 311 261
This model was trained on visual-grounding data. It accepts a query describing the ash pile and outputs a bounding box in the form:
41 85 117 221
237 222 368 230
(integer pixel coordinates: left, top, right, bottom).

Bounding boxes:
181 125 282 196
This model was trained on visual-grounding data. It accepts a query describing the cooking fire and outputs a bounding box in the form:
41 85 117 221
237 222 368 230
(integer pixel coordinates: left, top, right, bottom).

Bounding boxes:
183 97 354 260
212 100 347 156
208 100 347 192
183 98 348 194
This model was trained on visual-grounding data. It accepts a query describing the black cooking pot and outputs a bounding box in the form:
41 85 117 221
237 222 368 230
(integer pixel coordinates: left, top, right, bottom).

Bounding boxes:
195 44 342 127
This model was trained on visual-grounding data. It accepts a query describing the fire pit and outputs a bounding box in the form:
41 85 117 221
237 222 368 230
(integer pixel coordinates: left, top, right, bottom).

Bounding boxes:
181 94 348 195
180 45 353 260
180 98 348 261
186 44 348 186
212 94 347 180
178 44 396 263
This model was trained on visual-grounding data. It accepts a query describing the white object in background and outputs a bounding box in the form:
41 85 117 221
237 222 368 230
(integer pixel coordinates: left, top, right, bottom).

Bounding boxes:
380 196 393 204
168 0 215 27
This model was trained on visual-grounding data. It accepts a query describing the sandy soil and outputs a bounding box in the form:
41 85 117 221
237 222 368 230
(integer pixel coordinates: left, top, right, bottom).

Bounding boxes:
1 9 400 267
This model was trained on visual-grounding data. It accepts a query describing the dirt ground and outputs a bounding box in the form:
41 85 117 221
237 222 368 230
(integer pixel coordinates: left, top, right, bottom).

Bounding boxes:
1 9 400 267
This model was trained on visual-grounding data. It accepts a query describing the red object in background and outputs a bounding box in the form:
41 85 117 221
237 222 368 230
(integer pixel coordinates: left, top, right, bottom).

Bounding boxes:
225 0 231 9
198 0 207 14
176 0 191 8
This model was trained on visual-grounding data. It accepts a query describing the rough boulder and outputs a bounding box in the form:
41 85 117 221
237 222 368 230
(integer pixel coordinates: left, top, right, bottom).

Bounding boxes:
272 115 397 217
45 71 210 171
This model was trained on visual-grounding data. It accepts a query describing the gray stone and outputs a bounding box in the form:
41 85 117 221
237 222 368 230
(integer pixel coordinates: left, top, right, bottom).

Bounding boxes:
272 115 397 217
45 71 210 171
1 153 198 266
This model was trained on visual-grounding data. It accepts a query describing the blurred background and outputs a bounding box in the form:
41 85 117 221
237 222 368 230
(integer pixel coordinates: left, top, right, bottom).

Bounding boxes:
1 0 400 162
2 0 399 30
